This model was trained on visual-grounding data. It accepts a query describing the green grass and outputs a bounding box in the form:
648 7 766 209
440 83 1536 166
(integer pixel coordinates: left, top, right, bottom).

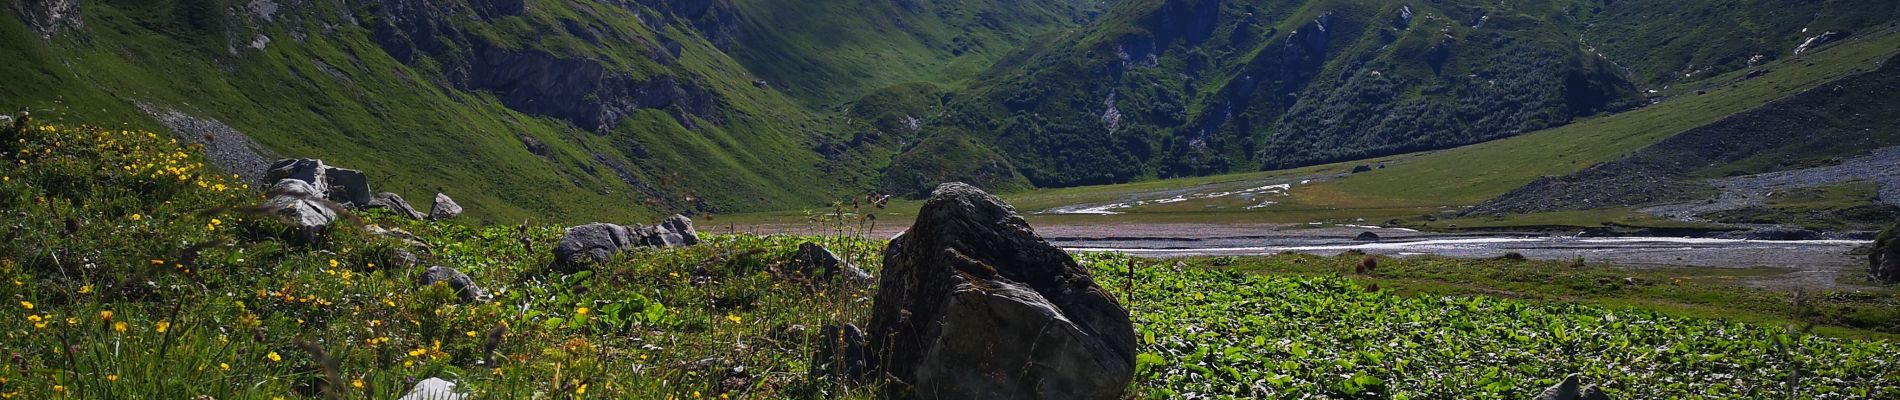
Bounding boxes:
4 120 1898 398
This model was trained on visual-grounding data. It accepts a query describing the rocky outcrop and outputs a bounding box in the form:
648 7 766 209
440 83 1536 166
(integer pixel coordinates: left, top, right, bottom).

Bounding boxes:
430 192 463 220
420 266 487 303
552 215 701 271
265 159 376 208
12 0 82 39
264 179 339 240
789 242 874 288
1873 223 1900 283
1530 374 1611 400
867 183 1135 399
368 192 427 220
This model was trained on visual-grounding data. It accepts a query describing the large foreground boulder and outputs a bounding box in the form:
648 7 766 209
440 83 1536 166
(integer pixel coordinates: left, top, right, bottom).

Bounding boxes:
1874 222 1900 283
397 377 465 400
867 183 1135 399
552 215 701 271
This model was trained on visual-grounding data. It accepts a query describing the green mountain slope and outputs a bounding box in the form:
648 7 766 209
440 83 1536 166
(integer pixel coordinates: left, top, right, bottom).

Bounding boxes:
0 0 1096 223
882 0 1900 196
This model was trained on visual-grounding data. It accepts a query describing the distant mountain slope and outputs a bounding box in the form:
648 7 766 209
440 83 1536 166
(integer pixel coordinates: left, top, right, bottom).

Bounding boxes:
881 0 1900 196
0 0 1094 222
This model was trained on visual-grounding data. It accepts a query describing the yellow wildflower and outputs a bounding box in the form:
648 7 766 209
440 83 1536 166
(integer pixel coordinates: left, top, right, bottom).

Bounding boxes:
727 314 742 324
577 384 588 395
466 331 478 338
17 301 30 310
352 378 365 389
106 374 118 382
150 259 165 265
114 321 128 333
266 351 282 362
329 259 339 268
130 213 141 221
219 363 230 371
78 285 92 294
576 307 590 316
156 321 171 333
100 310 113 321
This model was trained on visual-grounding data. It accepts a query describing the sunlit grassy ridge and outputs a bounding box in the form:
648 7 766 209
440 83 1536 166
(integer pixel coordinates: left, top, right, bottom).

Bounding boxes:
2 121 1895 398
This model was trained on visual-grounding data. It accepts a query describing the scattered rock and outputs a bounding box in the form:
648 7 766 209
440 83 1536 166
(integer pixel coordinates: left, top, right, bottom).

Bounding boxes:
368 192 427 220
1531 374 1611 400
808 323 868 382
1873 222 1900 283
1354 231 1380 241
263 179 338 240
1500 252 1528 261
397 377 465 400
552 215 701 271
867 183 1135 399
1351 164 1373 173
419 266 487 303
789 242 873 287
430 192 463 220
1356 255 1378 274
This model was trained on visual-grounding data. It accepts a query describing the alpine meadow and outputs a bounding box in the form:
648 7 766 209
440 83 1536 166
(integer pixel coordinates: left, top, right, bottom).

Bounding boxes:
3 0 1900 399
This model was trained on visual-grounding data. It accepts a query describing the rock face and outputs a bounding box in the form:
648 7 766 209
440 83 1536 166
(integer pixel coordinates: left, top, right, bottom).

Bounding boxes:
369 192 427 220
1873 223 1900 283
790 242 873 287
263 179 338 240
552 215 701 271
866 183 1135 399
397 377 465 400
1531 374 1611 400
1354 231 1380 241
430 192 464 220
419 266 487 303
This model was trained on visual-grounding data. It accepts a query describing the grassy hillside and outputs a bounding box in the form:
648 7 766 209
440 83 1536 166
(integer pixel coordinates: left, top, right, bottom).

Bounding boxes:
2 121 1895 398
881 0 1900 195
909 25 1900 228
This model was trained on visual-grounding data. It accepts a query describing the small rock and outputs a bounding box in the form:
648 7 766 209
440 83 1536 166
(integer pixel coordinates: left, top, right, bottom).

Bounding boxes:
419 266 487 303
368 192 426 220
1531 374 1610 400
789 242 874 287
397 377 465 400
1499 252 1527 261
1873 222 1900 283
430 192 463 220
552 215 701 271
1354 231 1380 241
809 323 868 381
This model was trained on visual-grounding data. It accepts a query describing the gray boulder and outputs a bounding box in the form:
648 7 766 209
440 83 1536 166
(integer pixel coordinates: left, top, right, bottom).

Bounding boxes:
867 183 1135 399
265 159 327 186
397 377 465 400
552 215 700 271
430 192 463 220
1531 374 1610 400
1354 231 1381 241
324 167 373 207
263 179 337 240
368 192 427 220
1873 222 1900 283
265 158 378 208
790 242 873 287
419 266 487 303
